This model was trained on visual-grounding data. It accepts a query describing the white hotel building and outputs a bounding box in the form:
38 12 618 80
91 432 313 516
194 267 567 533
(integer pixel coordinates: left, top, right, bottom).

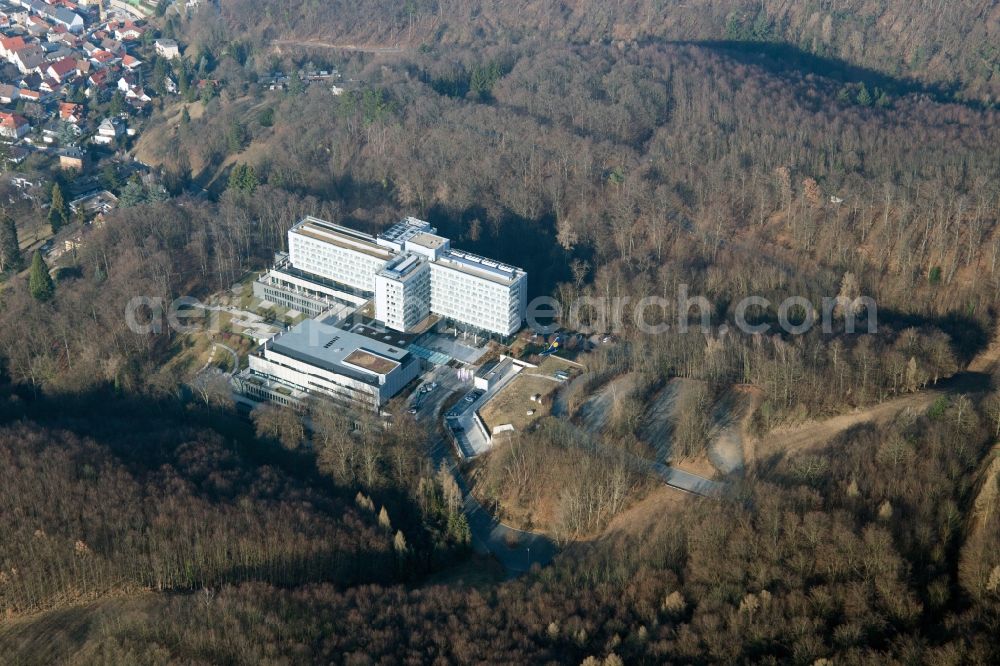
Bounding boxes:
428 251 526 337
287 216 395 292
375 254 431 332
256 215 527 337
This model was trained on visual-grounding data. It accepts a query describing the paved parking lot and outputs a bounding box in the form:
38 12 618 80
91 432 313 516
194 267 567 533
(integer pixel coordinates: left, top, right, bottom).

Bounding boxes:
409 364 469 422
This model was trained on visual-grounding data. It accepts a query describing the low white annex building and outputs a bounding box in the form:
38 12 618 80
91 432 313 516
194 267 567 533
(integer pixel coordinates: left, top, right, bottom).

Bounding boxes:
240 319 421 412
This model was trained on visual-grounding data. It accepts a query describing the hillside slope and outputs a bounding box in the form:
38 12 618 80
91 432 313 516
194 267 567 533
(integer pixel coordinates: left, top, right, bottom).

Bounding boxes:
217 0 1000 103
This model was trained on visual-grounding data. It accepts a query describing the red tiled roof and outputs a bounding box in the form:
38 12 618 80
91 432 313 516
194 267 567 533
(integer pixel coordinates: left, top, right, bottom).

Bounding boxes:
0 112 28 129
0 36 25 51
48 57 77 77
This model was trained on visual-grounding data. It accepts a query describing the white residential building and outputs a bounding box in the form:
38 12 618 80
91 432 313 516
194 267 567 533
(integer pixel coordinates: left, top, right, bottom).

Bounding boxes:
154 39 180 59
0 112 29 139
93 117 120 145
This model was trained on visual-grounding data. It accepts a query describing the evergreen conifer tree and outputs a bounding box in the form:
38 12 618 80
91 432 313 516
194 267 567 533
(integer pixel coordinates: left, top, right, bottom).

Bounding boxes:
28 251 54 301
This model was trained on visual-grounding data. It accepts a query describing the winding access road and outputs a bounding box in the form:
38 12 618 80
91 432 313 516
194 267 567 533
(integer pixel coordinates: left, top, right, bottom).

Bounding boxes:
422 364 559 574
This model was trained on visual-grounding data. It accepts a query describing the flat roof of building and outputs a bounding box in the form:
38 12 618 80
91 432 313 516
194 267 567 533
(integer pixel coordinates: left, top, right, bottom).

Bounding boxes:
476 356 514 379
344 349 399 374
378 216 435 245
378 253 425 282
346 321 419 348
268 320 409 383
291 216 393 260
433 249 526 286
409 232 448 249
286 214 527 291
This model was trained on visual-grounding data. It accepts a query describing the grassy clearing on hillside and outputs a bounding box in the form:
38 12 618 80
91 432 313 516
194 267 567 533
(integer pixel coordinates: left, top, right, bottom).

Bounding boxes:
480 374 559 434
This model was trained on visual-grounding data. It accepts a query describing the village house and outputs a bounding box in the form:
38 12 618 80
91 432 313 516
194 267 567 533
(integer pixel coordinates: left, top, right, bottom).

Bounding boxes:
0 111 30 139
46 56 78 83
112 21 145 42
87 68 107 89
93 116 121 145
125 86 151 107
58 146 87 170
59 101 83 123
38 77 59 94
25 14 47 36
0 83 18 104
0 35 26 59
154 38 179 59
47 30 79 49
17 88 41 103
116 73 134 92
89 49 117 67
12 44 44 73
